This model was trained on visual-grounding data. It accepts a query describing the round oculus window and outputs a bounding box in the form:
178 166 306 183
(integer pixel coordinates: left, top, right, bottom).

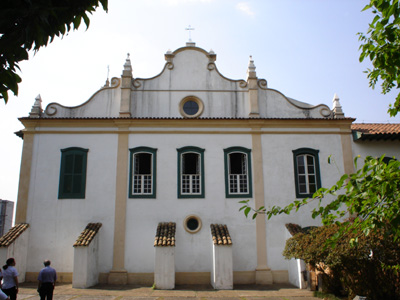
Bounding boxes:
183 100 199 116
179 97 204 118
184 215 202 233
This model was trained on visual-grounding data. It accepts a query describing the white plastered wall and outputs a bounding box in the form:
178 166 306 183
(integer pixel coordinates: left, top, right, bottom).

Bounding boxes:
261 131 346 271
0 228 29 283
26 132 117 274
132 49 249 118
73 233 100 288
352 140 400 164
124 132 257 274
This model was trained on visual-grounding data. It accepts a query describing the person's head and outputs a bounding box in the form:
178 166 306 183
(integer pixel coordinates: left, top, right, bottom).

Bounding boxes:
3 258 15 270
43 260 51 267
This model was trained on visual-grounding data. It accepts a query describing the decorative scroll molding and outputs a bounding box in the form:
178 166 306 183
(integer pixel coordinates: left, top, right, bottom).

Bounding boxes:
207 63 215 71
167 62 174 70
239 80 247 88
257 79 268 89
45 104 58 116
262 88 333 118
133 79 142 88
320 107 333 117
44 77 121 117
110 77 121 88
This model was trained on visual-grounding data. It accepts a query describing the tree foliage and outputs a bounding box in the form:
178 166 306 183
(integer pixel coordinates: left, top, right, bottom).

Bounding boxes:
358 0 400 116
240 155 400 246
0 0 108 103
283 224 400 300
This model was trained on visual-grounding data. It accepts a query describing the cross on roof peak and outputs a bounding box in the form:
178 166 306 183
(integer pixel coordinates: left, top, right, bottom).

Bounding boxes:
185 25 195 42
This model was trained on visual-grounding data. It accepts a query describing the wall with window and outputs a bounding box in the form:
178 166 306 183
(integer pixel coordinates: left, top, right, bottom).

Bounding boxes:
25 132 118 274
131 49 249 118
124 132 257 273
260 132 345 270
22 122 355 278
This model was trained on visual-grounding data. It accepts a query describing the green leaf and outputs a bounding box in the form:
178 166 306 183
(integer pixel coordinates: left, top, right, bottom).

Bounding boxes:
244 207 251 218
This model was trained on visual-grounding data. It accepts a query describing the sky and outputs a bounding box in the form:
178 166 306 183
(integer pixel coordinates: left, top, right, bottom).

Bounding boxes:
1 0 399 203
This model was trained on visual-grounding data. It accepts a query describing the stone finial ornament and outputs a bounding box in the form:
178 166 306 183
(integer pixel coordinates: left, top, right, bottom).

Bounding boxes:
165 49 175 64
332 93 345 118
247 55 257 79
122 53 132 77
29 94 43 118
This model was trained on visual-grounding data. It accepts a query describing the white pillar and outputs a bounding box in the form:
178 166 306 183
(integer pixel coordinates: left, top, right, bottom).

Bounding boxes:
211 244 233 289
154 247 175 289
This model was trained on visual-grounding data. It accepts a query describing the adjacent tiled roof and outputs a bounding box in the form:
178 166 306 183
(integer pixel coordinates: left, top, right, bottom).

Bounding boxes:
0 223 29 247
19 117 355 121
210 224 232 245
154 222 176 247
73 223 102 247
352 123 400 141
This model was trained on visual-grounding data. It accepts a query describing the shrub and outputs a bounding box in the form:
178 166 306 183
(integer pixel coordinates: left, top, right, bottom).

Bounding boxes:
283 224 400 300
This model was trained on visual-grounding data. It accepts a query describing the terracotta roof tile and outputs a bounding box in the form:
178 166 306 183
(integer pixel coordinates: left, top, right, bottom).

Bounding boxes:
352 123 400 140
210 224 232 245
154 222 176 247
73 223 102 247
0 223 29 247
19 117 355 121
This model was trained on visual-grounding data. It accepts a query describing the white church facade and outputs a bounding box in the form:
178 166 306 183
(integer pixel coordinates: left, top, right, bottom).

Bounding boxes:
10 42 400 288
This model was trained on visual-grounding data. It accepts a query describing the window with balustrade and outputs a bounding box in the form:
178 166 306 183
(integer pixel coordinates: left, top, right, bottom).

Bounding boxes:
177 146 205 198
129 147 157 198
224 147 252 198
292 148 321 198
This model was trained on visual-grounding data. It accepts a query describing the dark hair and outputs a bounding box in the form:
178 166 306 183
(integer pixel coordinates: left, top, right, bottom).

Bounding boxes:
2 258 15 270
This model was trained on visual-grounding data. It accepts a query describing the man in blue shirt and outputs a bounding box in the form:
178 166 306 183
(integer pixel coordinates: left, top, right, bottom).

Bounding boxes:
37 260 57 300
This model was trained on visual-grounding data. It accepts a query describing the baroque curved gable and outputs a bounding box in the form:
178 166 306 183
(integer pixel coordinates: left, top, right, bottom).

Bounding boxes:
35 43 335 119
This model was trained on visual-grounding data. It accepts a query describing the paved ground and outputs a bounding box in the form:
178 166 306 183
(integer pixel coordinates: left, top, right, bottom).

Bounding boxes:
18 283 321 300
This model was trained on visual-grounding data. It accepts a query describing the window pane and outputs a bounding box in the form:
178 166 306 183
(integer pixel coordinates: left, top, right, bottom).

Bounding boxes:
183 100 199 115
309 184 316 193
297 156 305 174
143 175 152 193
299 175 306 184
192 175 200 193
65 154 74 173
74 154 83 174
135 153 152 175
182 153 199 174
182 175 190 193
298 166 305 174
307 165 315 174
308 175 316 184
73 175 82 193
299 184 307 193
230 175 238 193
134 175 142 194
63 175 73 193
239 174 248 193
307 155 314 166
229 153 246 174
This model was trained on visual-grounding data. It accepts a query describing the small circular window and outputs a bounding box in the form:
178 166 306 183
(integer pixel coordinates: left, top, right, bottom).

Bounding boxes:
184 215 202 233
179 97 204 118
183 100 199 116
